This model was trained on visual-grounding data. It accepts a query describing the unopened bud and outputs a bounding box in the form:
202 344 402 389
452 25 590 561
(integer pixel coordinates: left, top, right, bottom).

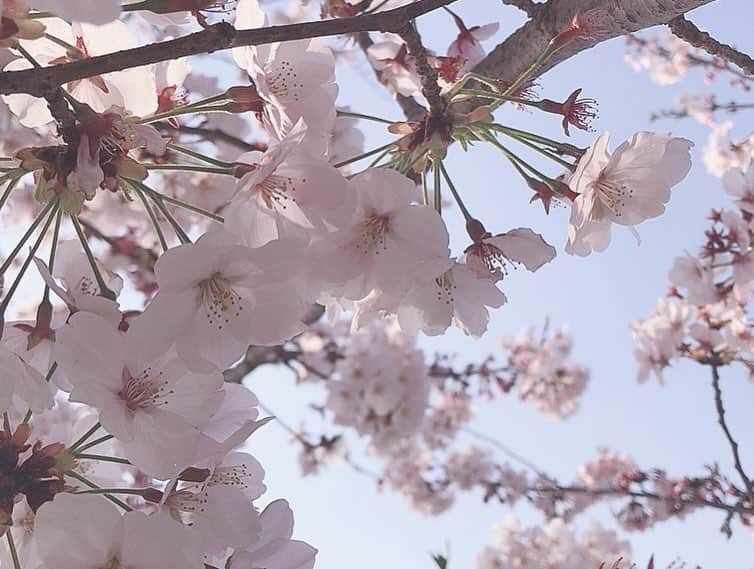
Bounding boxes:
466 218 487 243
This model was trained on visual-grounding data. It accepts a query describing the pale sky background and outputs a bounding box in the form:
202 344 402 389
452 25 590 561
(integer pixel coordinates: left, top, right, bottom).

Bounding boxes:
240 2 754 568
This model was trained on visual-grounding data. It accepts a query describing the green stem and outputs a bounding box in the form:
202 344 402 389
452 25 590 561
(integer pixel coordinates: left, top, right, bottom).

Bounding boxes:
72 488 145 496
75 453 132 465
433 160 442 215
145 163 235 175
0 175 22 214
44 32 83 56
69 421 101 452
166 143 236 168
42 207 64 304
142 187 191 244
6 531 21 569
502 44 557 99
0 200 55 274
76 434 114 453
494 126 575 171
131 182 168 252
421 169 429 206
70 215 117 301
334 141 396 169
16 44 42 68
336 110 395 125
439 162 471 221
0 203 59 317
136 104 229 125
484 133 553 182
65 470 133 512
145 187 224 223
487 123 583 157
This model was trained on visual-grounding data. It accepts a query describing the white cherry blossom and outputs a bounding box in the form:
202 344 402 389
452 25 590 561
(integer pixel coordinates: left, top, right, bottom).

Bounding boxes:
312 168 451 301
567 131 693 255
226 121 355 247
35 494 203 569
128 229 310 372
228 499 317 569
55 312 225 479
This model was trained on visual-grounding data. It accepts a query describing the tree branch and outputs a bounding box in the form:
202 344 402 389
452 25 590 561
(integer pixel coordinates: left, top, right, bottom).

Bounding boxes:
711 364 754 501
456 0 716 112
397 21 446 120
155 122 266 152
501 0 541 17
0 0 458 97
668 15 754 76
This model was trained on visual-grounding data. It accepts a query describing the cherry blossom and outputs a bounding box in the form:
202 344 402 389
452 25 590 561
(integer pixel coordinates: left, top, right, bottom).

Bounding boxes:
397 259 507 338
34 239 123 323
226 121 355 247
446 10 499 71
566 131 693 255
2 19 157 127
228 500 317 569
312 168 451 301
367 35 422 98
35 493 203 569
55 312 225 478
0 343 55 414
129 229 310 372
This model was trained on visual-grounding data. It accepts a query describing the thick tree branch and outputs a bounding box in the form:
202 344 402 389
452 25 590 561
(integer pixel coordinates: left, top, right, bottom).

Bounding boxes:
711 364 754 500
668 15 754 76
456 0 716 112
501 0 541 17
0 0 458 97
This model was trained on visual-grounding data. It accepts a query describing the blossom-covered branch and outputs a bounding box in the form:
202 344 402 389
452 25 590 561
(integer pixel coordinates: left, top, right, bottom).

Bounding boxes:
0 0 459 97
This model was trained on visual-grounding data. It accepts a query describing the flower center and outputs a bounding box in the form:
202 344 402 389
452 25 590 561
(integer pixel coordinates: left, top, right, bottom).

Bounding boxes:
255 174 298 210
592 173 633 219
199 272 243 331
209 462 256 490
434 272 456 306
355 215 390 254
265 60 303 102
119 366 171 412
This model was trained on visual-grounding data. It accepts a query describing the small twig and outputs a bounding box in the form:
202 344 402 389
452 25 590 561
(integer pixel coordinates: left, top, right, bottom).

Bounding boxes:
710 364 754 500
669 15 754 76
155 123 265 153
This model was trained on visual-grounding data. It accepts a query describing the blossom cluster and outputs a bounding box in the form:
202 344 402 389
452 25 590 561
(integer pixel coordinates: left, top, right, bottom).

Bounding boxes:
0 0 728 567
632 167 754 383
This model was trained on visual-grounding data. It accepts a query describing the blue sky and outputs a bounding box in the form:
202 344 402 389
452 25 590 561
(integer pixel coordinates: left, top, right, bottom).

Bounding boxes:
242 1 754 568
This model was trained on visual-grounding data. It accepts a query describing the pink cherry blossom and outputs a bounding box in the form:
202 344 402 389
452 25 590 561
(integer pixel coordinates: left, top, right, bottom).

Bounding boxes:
312 168 451 301
567 132 692 255
55 312 225 479
128 229 310 372
226 121 355 247
35 494 203 569
229 499 317 569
